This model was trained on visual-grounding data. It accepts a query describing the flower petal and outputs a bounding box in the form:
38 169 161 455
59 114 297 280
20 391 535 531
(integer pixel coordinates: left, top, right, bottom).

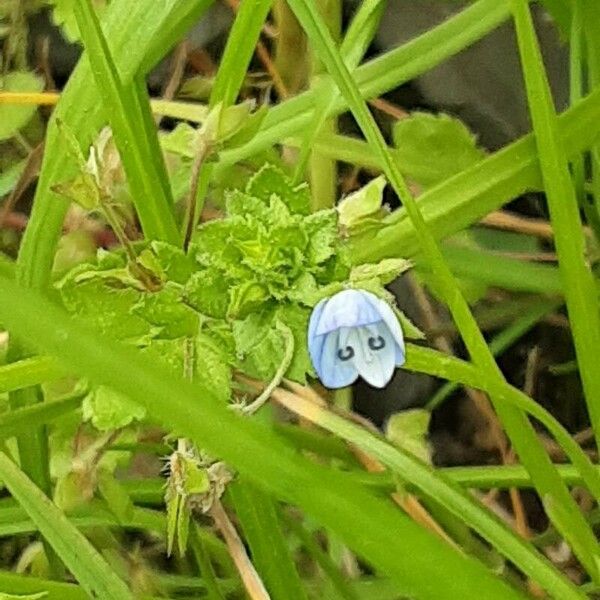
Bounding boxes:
314 289 383 335
315 329 359 389
348 324 396 389
360 291 406 367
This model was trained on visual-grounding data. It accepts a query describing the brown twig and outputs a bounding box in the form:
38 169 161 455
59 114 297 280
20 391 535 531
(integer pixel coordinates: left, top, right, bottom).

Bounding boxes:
209 499 270 600
368 97 409 121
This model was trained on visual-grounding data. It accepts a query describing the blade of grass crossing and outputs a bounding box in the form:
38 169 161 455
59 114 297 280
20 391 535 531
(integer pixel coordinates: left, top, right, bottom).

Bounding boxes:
209 0 273 109
272 387 583 599
0 274 528 600
228 479 308 600
426 300 560 410
17 0 215 291
10 0 216 494
219 0 513 168
72 0 179 245
510 0 600 449
0 452 134 599
285 0 600 581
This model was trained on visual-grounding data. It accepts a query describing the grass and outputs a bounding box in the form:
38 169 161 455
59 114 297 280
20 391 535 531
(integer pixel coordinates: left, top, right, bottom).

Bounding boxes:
0 0 599 597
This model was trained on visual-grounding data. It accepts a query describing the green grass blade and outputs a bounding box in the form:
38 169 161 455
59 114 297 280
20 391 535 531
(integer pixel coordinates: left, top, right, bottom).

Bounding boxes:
347 84 600 262
140 0 215 76
283 511 360 600
441 464 600 490
275 389 582 599
17 0 214 290
427 300 559 410
8 0 215 534
0 452 134 599
0 356 63 393
511 0 600 448
0 571 89 600
228 479 308 600
218 0 512 168
403 344 600 503
72 0 179 244
0 275 527 600
210 0 273 108
286 0 600 579
0 392 83 440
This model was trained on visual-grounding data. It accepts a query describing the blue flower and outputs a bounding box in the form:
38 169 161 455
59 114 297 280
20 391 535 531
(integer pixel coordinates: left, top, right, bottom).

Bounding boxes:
308 289 405 389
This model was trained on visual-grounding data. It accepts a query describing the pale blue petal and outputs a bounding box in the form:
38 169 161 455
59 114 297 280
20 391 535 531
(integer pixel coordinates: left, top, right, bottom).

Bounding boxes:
315 289 382 335
308 298 327 341
360 291 406 367
348 324 395 389
316 329 359 389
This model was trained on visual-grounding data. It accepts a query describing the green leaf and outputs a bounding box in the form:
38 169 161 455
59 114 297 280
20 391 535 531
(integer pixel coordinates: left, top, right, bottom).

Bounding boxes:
276 303 313 382
233 311 284 381
247 164 311 215
337 175 386 229
150 241 196 284
82 385 146 431
0 452 134 599
350 258 412 285
392 112 485 189
132 284 199 339
52 231 97 276
184 269 230 319
194 332 232 404
97 470 134 524
0 159 27 198
0 72 44 141
57 264 151 341
303 209 338 266
385 410 432 464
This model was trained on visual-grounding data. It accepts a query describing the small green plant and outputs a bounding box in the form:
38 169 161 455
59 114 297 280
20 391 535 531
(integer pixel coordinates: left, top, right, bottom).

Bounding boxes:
0 0 599 598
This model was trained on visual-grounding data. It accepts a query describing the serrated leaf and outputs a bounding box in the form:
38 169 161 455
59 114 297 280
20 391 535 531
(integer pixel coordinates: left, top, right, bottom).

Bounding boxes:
57 266 151 341
233 311 284 381
337 175 386 229
385 409 432 464
0 72 44 141
303 209 338 266
82 385 146 431
393 112 485 189
132 284 199 338
184 268 230 319
194 332 232 404
228 280 270 319
192 217 255 276
150 241 196 284
247 164 311 215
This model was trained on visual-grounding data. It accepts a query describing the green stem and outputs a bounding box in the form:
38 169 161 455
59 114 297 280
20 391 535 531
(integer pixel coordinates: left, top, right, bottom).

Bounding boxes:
287 0 600 580
511 0 600 458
